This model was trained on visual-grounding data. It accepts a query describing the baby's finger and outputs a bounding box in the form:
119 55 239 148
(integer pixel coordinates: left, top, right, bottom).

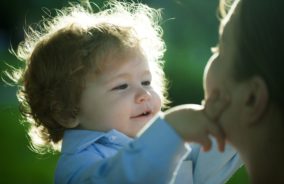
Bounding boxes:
215 133 225 152
204 91 230 121
197 135 212 152
206 122 225 152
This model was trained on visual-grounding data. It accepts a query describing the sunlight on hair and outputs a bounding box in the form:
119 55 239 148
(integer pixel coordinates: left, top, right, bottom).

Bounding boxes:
219 0 240 35
10 1 168 154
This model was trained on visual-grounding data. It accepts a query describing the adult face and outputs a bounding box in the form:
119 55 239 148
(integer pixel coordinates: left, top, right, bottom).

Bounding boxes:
203 3 253 146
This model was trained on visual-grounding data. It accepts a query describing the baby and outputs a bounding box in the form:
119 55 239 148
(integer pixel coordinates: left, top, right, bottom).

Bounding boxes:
12 1 241 183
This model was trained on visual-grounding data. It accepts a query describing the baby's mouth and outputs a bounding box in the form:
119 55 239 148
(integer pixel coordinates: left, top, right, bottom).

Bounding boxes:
131 110 152 118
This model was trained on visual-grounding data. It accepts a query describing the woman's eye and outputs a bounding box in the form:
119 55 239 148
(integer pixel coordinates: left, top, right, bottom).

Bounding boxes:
112 84 128 90
142 80 151 86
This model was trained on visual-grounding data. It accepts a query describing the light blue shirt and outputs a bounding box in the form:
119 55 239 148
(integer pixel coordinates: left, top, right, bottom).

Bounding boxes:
55 117 242 184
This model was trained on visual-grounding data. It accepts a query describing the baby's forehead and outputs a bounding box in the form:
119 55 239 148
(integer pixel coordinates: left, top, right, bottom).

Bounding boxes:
86 52 150 80
92 47 148 71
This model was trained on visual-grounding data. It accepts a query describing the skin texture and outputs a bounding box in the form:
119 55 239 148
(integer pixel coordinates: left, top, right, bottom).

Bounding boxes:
77 53 161 138
164 89 229 152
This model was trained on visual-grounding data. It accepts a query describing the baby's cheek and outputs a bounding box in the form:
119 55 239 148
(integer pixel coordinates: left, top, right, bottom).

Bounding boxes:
153 93 162 114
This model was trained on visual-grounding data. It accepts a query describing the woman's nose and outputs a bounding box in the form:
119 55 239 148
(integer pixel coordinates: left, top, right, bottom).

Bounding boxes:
135 88 151 103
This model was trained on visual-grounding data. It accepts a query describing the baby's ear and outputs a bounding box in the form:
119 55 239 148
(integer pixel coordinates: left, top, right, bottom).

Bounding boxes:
241 76 269 126
61 119 80 128
55 115 80 128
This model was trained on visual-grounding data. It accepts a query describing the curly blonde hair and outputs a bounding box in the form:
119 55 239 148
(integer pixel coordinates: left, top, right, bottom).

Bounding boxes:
11 1 168 153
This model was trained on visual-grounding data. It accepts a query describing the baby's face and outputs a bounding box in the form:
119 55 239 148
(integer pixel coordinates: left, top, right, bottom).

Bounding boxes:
78 54 161 137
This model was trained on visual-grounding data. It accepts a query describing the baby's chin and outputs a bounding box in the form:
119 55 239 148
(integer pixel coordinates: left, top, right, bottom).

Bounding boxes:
132 114 160 138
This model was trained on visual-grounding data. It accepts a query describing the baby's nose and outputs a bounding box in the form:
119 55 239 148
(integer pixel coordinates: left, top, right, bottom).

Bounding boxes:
135 88 151 103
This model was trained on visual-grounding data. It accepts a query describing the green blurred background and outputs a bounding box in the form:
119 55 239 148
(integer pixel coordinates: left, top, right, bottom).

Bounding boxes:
0 0 249 183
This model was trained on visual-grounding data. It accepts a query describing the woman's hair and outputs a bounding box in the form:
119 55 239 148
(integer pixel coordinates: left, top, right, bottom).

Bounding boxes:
219 0 284 109
11 1 168 153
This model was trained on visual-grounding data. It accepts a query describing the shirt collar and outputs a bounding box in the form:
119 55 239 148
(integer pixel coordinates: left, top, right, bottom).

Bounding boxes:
61 129 133 154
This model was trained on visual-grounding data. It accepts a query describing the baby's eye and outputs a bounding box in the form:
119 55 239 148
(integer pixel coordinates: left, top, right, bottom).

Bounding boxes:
112 84 128 90
141 80 151 86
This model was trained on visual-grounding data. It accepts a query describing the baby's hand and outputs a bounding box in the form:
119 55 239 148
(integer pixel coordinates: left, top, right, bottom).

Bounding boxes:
163 92 229 152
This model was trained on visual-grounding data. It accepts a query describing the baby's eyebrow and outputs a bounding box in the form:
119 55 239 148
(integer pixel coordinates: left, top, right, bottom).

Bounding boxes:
106 70 151 84
136 70 152 81
104 73 131 84
142 70 151 76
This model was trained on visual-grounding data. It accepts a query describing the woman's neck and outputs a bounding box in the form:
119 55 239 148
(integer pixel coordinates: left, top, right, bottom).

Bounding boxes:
239 117 284 184
247 146 284 184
